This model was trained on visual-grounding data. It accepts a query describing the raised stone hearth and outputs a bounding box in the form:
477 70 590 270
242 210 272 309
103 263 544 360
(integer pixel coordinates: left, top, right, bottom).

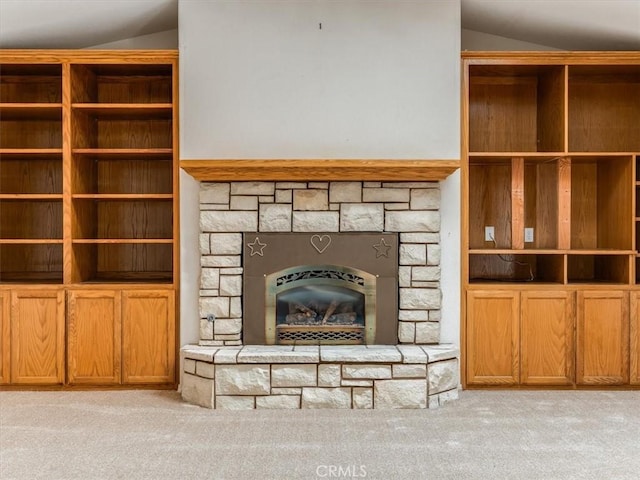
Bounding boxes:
181 344 459 409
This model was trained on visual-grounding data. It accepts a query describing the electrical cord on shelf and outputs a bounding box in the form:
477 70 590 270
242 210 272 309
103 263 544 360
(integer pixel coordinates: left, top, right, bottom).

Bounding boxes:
490 234 535 282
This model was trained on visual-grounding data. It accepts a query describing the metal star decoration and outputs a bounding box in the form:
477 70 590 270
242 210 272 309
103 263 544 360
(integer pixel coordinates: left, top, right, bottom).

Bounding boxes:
247 237 267 257
373 238 391 258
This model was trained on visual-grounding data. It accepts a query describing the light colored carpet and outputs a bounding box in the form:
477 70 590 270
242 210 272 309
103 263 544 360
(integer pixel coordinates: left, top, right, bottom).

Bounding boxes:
1 390 639 480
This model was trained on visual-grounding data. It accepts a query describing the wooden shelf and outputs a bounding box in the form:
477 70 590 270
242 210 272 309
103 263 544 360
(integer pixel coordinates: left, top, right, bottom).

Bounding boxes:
0 194 63 200
72 194 173 200
72 148 173 159
0 103 62 119
72 103 172 119
0 148 62 156
72 239 173 244
0 239 63 244
181 159 460 181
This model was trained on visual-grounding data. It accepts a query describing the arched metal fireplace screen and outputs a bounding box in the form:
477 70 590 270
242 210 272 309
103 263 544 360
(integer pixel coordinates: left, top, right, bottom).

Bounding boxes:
243 232 398 345
265 265 376 344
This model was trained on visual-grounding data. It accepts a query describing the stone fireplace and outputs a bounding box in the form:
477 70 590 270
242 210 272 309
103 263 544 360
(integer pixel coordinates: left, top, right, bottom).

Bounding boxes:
181 177 459 409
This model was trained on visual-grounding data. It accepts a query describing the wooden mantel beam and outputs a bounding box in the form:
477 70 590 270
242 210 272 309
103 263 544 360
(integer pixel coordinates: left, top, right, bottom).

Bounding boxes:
180 159 460 182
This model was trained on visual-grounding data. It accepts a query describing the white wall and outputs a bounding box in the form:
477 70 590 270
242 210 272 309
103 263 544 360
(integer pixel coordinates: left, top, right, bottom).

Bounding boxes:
462 28 560 51
179 0 461 345
86 29 178 49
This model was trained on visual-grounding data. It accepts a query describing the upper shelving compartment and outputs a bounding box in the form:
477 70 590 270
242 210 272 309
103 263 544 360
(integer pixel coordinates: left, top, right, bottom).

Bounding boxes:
0 64 62 103
468 65 565 153
569 65 640 152
70 64 173 104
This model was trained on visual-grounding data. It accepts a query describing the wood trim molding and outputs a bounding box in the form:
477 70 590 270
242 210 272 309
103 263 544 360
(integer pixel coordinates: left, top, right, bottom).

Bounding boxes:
180 159 460 182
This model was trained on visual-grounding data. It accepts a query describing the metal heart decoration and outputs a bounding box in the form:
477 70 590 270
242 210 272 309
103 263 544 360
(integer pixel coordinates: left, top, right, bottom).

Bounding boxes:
310 234 332 254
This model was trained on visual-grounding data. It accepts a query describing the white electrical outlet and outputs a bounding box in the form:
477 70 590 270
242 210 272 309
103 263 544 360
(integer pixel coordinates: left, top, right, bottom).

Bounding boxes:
525 227 534 243
485 226 495 242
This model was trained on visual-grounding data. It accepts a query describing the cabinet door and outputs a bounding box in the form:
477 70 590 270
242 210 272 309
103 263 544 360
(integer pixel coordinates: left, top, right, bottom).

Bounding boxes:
0 292 10 384
466 290 519 385
577 290 629 385
10 290 65 384
122 290 175 384
631 292 640 385
521 291 574 385
67 290 121 384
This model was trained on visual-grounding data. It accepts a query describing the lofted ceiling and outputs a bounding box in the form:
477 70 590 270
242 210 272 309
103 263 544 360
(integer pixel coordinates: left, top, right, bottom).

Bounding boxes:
0 0 638 50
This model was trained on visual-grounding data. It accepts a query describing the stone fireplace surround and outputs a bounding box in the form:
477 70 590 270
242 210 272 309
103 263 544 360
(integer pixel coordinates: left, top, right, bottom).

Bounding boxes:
181 180 459 409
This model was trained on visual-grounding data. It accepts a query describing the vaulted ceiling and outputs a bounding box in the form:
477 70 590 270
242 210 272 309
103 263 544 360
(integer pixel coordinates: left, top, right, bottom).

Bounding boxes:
0 0 638 50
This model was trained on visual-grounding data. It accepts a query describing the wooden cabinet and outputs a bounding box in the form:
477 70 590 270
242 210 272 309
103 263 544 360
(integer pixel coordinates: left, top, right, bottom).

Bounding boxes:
0 51 178 388
67 290 121 384
0 292 9 384
521 291 574 385
631 292 640 385
122 290 175 384
577 290 629 385
466 290 519 385
463 52 639 389
10 289 65 384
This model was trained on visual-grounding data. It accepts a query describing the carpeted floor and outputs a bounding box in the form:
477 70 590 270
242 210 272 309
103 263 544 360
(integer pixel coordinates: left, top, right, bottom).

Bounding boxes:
1 389 639 480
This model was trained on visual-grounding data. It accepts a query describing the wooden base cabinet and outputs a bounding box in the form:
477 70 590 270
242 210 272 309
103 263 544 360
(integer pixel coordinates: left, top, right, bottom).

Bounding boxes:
67 290 121 384
521 291 574 386
466 291 520 385
577 291 629 385
0 292 10 384
122 290 175 384
10 290 65 384
631 292 640 385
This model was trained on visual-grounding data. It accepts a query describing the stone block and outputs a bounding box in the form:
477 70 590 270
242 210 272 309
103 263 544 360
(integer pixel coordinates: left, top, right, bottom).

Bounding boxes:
199 290 219 297
214 318 242 335
220 275 242 296
256 395 300 409
400 244 427 265
385 211 439 232
320 346 401 363
200 319 213 340
259 204 292 232
396 345 428 364
363 182 381 187
398 310 430 321
397 322 415 343
400 233 440 244
271 364 317 387
318 364 341 387
184 359 196 374
200 183 230 204
362 188 409 203
422 344 459 363
429 388 459 408
340 204 384 231
342 364 392 380
293 189 329 211
200 211 257 232
210 233 243 255
275 189 293 203
301 388 352 409
382 182 437 189
196 361 215 379
427 244 441 266
429 310 442 322
230 297 242 318
201 268 220 289
271 387 302 395
308 182 328 189
236 345 294 363
199 340 224 346
399 288 441 310
181 345 218 363
352 388 373 409
415 322 440 344
292 212 339 232
230 182 274 195
374 379 427 409
215 365 270 395
199 297 229 319
199 234 210 255
291 345 320 363
341 379 372 387
412 266 441 282
384 203 409 210
276 182 307 189
410 188 440 210
230 195 258 211
392 364 427 378
259 196 275 203
181 373 214 408
216 396 255 410
214 348 242 364
428 359 459 394
398 266 411 287
214 334 241 340
329 182 361 203
205 256 241 267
